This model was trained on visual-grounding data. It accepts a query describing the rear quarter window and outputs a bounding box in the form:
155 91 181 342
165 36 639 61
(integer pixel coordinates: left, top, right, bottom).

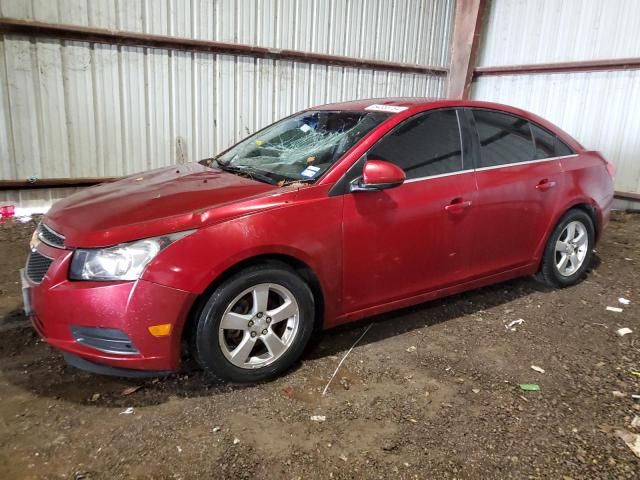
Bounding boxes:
554 137 574 157
531 122 575 158
531 124 556 159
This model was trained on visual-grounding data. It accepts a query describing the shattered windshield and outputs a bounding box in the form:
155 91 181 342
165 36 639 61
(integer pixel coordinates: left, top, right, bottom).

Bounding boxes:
206 110 390 184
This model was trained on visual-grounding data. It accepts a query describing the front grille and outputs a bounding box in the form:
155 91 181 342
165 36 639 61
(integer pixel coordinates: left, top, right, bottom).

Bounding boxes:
71 326 140 355
26 251 53 283
39 224 65 248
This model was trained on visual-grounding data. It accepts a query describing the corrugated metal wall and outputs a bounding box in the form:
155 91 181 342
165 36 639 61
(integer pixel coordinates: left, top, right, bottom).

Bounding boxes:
0 0 454 208
473 0 640 208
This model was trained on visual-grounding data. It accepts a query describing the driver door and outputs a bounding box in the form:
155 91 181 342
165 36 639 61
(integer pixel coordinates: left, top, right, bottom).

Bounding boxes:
341 109 477 313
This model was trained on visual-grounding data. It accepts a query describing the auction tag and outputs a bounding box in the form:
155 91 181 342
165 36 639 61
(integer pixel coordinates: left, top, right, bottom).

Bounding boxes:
364 104 408 113
301 165 321 177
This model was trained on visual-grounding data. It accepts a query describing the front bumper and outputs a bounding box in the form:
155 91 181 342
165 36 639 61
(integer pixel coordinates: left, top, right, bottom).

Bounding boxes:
63 352 173 378
24 241 197 373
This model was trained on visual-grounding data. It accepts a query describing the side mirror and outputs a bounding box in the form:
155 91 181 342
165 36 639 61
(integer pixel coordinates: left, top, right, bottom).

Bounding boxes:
350 159 406 192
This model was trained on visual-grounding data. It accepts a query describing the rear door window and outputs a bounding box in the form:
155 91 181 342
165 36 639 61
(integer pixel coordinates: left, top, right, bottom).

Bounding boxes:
368 109 464 179
473 110 535 168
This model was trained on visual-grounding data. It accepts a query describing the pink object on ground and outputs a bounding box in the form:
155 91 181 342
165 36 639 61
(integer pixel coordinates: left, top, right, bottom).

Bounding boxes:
0 205 16 218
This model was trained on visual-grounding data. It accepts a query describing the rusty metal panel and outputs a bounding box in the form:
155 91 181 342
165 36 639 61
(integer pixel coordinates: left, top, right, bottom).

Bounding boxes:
473 70 640 196
473 0 640 200
1 0 454 66
478 0 640 67
0 0 453 207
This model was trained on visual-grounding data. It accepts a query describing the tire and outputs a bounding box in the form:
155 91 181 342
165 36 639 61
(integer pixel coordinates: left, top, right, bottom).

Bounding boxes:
538 209 595 288
191 263 315 383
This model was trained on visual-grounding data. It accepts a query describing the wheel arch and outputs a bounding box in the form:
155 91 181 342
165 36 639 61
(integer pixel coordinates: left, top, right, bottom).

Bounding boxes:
181 253 326 348
536 201 600 272
571 203 599 240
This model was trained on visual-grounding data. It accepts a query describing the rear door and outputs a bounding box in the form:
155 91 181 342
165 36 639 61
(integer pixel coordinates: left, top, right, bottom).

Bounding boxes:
341 109 477 313
467 109 564 276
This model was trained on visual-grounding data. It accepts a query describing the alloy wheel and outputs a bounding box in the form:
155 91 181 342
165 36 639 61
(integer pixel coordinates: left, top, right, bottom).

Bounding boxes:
218 283 300 369
554 220 589 277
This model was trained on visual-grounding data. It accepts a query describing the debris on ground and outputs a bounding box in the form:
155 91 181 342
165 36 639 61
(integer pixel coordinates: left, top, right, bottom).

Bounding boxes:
615 429 640 458
382 441 399 451
631 416 640 429
281 387 294 398
472 388 480 394
406 346 417 353
233 438 240 445
0 205 15 219
531 365 545 374
310 415 326 422
322 323 373 396
121 386 143 396
505 319 525 331
616 328 633 337
612 391 626 398
519 384 540 391
89 393 100 402
119 407 134 415
607 306 623 313
619 297 631 305
213 426 221 433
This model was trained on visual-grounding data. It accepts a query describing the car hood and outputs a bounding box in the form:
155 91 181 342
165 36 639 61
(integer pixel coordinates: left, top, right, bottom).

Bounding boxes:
44 163 283 247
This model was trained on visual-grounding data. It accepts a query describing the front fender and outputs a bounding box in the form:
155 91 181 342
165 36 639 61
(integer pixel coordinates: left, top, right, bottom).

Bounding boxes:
143 189 343 324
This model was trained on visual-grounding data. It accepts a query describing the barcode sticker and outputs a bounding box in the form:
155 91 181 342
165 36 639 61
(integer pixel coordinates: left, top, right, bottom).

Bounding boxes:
364 104 408 113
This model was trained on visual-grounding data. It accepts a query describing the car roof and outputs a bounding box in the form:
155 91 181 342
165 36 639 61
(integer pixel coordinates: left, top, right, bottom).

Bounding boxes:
311 97 529 114
310 97 582 151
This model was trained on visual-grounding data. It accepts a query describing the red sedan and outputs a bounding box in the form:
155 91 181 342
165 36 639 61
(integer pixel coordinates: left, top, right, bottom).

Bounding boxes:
22 99 614 382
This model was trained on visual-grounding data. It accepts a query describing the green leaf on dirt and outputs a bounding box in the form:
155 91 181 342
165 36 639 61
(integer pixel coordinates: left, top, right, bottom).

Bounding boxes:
519 384 540 391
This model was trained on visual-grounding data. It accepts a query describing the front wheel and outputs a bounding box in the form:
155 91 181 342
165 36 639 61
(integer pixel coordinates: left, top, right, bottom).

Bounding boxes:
538 209 595 288
191 264 315 383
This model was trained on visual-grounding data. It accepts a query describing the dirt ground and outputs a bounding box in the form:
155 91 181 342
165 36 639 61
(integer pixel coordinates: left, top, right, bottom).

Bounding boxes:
0 212 639 479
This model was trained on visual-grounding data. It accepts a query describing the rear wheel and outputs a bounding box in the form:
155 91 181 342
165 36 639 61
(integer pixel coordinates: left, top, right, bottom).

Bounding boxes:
538 209 595 288
191 264 314 383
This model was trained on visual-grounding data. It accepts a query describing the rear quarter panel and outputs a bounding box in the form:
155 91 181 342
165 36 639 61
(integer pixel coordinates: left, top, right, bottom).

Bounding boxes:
558 151 614 241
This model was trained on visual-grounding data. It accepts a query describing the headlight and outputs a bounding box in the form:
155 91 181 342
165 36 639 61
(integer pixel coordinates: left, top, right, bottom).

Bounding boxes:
69 230 194 281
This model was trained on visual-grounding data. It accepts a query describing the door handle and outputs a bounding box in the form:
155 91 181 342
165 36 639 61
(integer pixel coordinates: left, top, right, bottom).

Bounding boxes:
535 179 557 192
445 198 472 213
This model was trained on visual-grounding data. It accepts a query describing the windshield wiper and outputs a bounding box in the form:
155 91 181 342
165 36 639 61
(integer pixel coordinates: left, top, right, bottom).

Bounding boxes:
215 161 277 185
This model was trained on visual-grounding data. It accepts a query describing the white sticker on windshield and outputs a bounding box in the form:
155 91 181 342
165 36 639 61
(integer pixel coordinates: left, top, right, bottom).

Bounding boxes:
301 166 320 178
300 124 312 133
364 104 408 113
